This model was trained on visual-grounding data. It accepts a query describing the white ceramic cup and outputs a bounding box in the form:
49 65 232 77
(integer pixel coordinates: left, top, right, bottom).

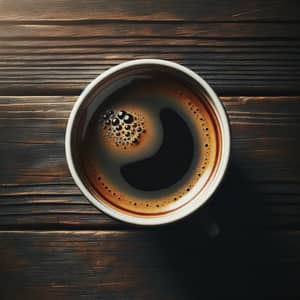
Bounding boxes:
65 59 230 226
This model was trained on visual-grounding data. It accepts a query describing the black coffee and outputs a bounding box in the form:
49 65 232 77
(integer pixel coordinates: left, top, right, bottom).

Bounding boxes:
73 68 219 215
121 107 194 191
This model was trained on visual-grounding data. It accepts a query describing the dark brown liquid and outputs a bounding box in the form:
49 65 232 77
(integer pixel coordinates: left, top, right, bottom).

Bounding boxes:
73 68 220 216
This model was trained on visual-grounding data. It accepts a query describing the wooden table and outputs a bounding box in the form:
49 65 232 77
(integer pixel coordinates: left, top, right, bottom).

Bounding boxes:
1 1 300 299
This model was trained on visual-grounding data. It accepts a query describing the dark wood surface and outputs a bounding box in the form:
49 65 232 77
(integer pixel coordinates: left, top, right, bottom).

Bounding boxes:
1 1 300 299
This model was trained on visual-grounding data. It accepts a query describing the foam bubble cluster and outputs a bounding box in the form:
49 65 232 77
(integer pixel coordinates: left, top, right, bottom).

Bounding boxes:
100 109 145 148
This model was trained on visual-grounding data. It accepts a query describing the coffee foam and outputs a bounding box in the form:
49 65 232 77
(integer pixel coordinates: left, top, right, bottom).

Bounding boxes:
79 75 219 216
98 105 162 163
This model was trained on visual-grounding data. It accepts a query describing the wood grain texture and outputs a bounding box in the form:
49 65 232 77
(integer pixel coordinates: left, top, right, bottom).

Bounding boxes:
1 230 300 299
1 0 299 21
0 95 299 228
0 1 300 94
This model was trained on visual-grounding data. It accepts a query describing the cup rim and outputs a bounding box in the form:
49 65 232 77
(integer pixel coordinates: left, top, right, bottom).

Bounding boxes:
65 59 231 226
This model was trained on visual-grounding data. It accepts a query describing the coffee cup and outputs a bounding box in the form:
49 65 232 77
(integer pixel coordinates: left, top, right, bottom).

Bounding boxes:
65 59 230 225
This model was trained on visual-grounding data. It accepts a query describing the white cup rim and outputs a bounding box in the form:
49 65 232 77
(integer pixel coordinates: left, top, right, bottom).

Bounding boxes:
65 59 231 226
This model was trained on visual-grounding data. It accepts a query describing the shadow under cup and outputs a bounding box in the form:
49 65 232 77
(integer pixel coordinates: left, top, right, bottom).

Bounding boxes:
65 60 230 225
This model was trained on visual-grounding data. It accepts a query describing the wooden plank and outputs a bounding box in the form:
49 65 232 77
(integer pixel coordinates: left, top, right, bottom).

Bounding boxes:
1 182 300 229
0 2 298 94
0 19 300 94
1 95 299 183
0 0 299 22
0 95 300 228
2 22 300 39
0 230 300 299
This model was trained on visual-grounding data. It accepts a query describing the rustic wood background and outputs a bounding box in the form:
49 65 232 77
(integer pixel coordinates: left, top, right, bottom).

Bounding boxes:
0 0 300 299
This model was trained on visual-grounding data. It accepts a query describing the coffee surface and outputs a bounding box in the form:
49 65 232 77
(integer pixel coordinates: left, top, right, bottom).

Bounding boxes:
75 70 219 216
